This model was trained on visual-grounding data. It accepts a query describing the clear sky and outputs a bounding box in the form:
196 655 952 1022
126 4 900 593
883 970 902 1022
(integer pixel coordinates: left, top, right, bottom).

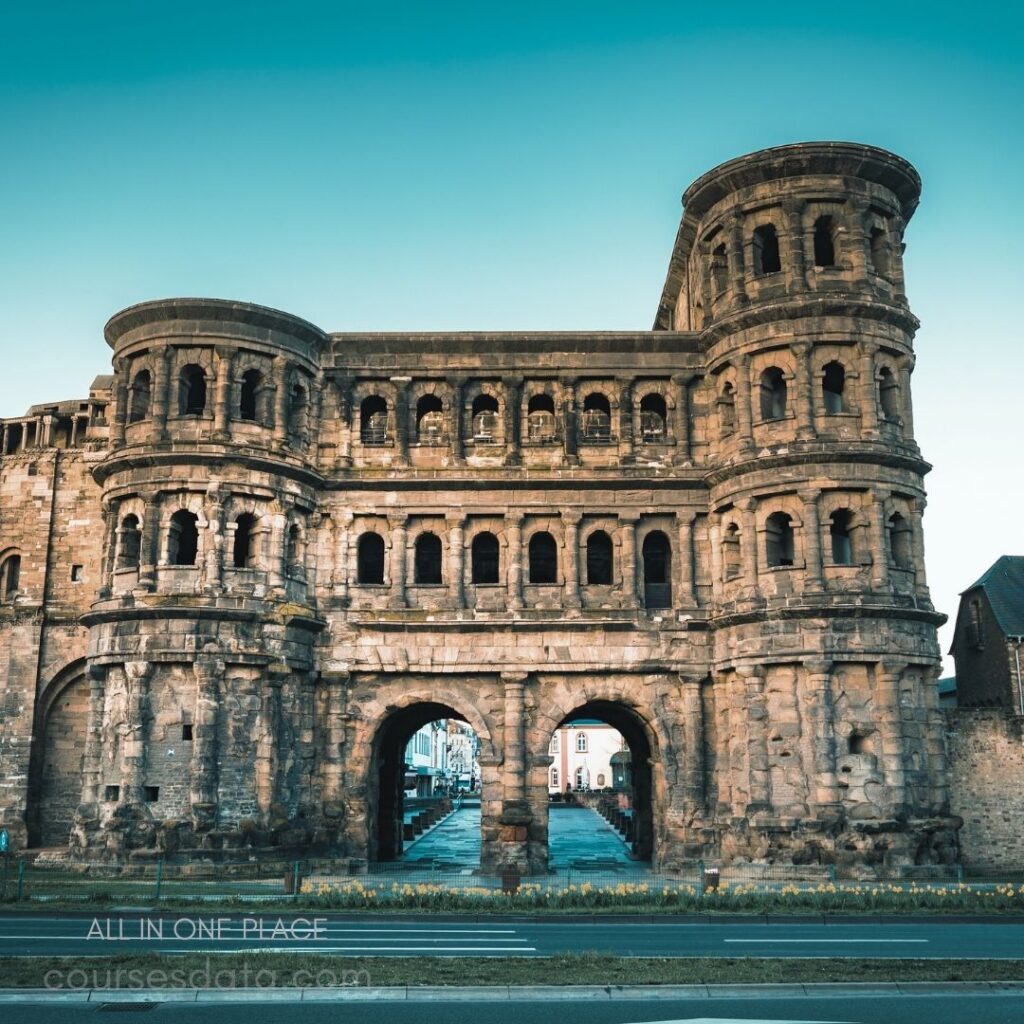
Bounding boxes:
2 1 1022 667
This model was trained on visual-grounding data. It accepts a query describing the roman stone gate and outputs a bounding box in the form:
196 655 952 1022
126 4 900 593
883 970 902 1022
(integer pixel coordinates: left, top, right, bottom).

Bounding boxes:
0 143 960 874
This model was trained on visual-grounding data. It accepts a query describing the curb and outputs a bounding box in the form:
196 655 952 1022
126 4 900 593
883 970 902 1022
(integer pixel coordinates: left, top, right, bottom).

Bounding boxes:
1 981 1023 1003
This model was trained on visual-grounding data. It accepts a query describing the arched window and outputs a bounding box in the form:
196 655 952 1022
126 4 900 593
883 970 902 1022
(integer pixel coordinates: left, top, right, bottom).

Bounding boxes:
1 553 21 600
753 224 781 276
829 510 854 565
118 514 141 569
528 532 558 584
471 532 500 584
759 367 787 421
581 392 611 441
128 370 151 423
813 215 837 267
575 766 588 790
723 523 741 580
287 382 308 441
233 512 258 569
711 242 728 294
586 530 614 585
357 532 386 584
527 394 556 442
471 394 499 442
178 365 207 416
416 395 444 444
167 510 199 566
549 733 560 754
285 523 303 573
239 369 262 421
765 512 795 567
888 513 913 569
870 227 890 276
576 732 588 753
719 382 736 435
822 361 845 414
414 532 443 585
642 531 672 608
360 396 389 445
878 367 900 422
639 394 668 442
550 767 559 789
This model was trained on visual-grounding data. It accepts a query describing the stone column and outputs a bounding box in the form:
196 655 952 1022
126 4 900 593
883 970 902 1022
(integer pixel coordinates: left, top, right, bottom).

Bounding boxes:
447 512 465 609
617 378 634 463
257 671 284 823
858 341 879 439
388 514 408 609
846 198 871 283
152 348 172 441
800 489 824 592
619 515 638 608
677 513 695 606
802 660 839 814
212 346 234 441
679 675 706 815
728 212 749 306
899 354 917 442
120 661 151 808
81 665 107 808
734 354 754 453
671 373 692 463
708 515 723 601
500 672 531 869
563 512 581 610
202 491 225 594
190 655 223 829
267 507 287 592
740 498 758 588
138 494 161 591
391 377 410 466
109 357 129 449
725 671 749 818
910 498 930 600
334 511 352 605
271 356 289 448
449 376 466 464
874 660 908 813
503 376 522 466
738 665 771 815
319 670 349 824
560 379 579 465
783 198 807 293
506 512 524 611
335 377 354 468
868 488 891 589
98 498 119 599
792 341 816 439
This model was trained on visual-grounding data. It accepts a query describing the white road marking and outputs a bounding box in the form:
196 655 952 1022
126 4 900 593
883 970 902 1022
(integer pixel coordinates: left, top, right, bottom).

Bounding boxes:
723 938 927 944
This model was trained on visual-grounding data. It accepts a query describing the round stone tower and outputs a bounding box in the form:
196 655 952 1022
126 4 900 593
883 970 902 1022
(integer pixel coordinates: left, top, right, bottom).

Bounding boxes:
76 299 334 860
661 143 958 869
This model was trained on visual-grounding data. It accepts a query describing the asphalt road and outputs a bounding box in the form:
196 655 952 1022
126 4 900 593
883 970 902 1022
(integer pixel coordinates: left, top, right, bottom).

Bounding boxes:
4 993 1024 1023
0 913 1022 959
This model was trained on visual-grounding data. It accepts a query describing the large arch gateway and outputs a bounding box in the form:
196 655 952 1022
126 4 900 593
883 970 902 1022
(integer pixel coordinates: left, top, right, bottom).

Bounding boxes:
0 143 959 874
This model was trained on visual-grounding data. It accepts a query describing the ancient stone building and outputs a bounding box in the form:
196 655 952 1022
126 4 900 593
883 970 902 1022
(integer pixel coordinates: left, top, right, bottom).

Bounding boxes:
0 142 960 873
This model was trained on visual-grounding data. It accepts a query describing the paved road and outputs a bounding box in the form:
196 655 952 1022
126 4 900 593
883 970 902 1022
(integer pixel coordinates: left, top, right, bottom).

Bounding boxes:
4 992 1024 1023
0 914 1021 959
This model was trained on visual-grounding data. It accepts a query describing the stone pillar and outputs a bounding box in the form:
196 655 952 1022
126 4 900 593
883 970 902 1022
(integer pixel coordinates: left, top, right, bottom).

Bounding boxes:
138 493 161 592
728 212 749 306
725 671 749 818
257 671 284 822
679 675 705 815
109 357 129 449
449 376 466 464
391 377 410 466
499 672 531 869
783 198 807 293
563 512 581 610
212 346 234 441
868 488 891 589
503 376 522 466
190 655 223 830
671 373 692 463
738 665 771 815
506 512 524 611
740 498 758 588
874 660 908 813
447 512 465 609
98 497 119 599
858 341 879 439
202 491 225 594
81 665 106 808
617 378 634 463
335 377 354 468
271 356 289 448
802 660 839 814
846 198 871 283
899 354 917 442
560 379 579 465
792 341 816 439
708 515 723 601
910 498 930 600
734 354 754 453
151 348 172 441
619 515 638 608
388 514 408 609
334 511 352 605
267 507 287 592
677 513 695 606
319 670 349 825
120 661 151 808
800 489 823 593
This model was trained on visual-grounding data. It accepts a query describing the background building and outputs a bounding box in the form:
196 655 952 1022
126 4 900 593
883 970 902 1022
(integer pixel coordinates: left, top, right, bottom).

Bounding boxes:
547 721 625 793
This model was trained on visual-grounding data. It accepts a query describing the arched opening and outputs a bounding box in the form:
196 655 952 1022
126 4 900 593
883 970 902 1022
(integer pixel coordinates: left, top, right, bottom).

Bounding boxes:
128 370 151 423
878 367 900 422
641 531 672 608
414 532 443 585
416 395 444 444
1 552 21 600
722 523 741 580
585 530 614 585
360 396 389 445
357 532 386 584
822 361 845 414
888 512 914 569
167 510 199 566
813 214 837 267
760 367 787 421
639 394 667 442
829 509 854 565
239 369 262 421
753 224 781 275
471 532 500 584
233 512 258 569
369 702 482 864
526 394 556 442
528 531 558 584
581 393 611 441
178 364 207 416
547 700 655 865
765 512 795 567
118 514 141 569
471 394 499 442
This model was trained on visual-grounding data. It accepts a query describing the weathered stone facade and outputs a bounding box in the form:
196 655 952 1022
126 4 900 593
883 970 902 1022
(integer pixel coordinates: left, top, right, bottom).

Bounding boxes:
0 142 959 873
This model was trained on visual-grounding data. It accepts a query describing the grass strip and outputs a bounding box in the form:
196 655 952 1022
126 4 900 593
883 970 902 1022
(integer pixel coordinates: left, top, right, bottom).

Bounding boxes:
1 954 1022 989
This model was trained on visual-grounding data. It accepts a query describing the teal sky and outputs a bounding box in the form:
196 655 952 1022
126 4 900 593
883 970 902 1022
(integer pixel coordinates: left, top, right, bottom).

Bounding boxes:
2 1 1022 666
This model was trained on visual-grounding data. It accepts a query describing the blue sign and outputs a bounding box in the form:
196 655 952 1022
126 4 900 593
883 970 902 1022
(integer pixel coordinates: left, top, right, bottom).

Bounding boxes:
0 828 8 853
